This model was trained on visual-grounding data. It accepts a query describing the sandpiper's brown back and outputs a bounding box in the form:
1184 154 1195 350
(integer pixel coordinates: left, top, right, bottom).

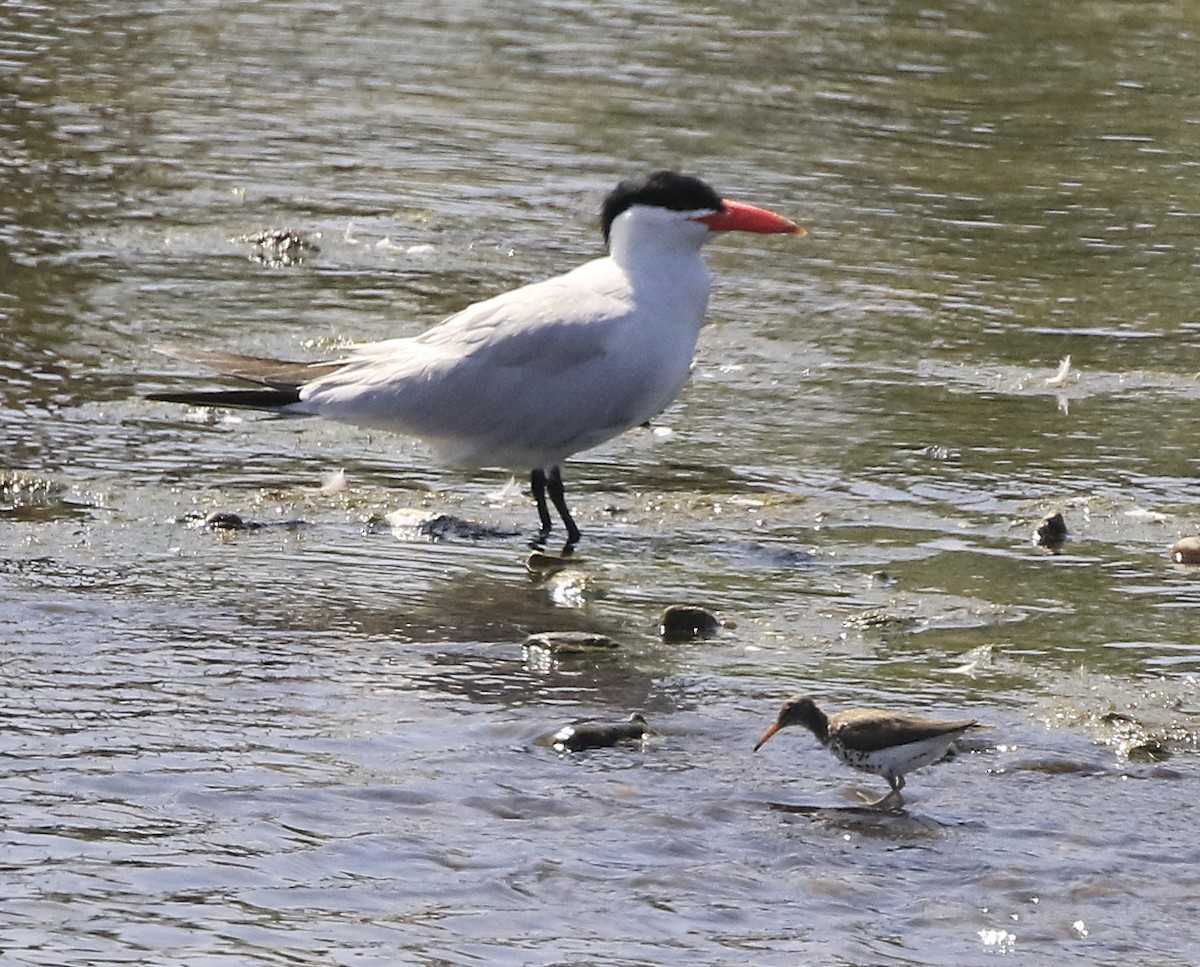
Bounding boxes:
828 710 978 754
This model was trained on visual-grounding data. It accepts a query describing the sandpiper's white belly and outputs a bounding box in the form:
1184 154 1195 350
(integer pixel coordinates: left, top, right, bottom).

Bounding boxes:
829 734 958 781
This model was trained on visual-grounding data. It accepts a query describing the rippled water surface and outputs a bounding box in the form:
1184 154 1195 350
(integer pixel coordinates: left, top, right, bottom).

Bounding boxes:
4 1 1200 963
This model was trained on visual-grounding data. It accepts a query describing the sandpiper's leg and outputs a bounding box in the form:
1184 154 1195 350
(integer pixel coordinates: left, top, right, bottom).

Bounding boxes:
857 776 905 809
881 775 905 807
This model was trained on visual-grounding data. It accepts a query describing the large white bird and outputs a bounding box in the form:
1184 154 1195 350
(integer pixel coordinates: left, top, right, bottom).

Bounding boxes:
146 170 802 546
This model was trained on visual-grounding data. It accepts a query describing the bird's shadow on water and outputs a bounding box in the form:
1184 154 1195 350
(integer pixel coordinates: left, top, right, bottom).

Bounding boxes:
766 800 979 837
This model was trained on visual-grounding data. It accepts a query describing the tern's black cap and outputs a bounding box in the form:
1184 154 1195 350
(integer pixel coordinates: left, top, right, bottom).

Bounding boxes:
601 170 723 245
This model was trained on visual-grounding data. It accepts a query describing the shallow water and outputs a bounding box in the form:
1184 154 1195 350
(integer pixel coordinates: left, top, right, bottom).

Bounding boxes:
4 0 1200 963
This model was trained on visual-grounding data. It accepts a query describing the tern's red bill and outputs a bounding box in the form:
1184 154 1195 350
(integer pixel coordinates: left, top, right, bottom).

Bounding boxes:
696 200 805 236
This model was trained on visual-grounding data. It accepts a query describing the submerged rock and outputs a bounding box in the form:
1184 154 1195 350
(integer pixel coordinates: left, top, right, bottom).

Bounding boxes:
1034 511 1069 549
0 472 87 523
658 604 724 641
552 713 650 752
1 471 62 505
845 609 919 631
1171 537 1200 565
1124 739 1171 763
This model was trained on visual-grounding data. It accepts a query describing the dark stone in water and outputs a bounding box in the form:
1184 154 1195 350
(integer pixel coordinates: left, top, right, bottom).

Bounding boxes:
552 713 649 752
659 604 723 641
1172 536 1200 565
203 511 264 532
1035 511 1068 549
524 631 618 654
236 228 320 267
415 513 508 541
380 510 520 542
195 511 308 533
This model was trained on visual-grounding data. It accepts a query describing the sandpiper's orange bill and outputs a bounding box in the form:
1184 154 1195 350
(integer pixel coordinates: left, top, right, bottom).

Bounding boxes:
753 721 783 751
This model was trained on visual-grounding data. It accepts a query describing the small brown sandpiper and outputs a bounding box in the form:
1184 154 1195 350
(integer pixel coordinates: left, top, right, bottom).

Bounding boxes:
754 695 978 808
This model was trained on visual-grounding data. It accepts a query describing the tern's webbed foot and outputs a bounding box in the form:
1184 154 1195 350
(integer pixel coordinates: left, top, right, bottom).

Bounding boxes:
528 531 577 558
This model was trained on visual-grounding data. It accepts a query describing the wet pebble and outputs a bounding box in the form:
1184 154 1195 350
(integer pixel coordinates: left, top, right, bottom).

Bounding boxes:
1002 755 1109 776
552 713 649 752
1171 537 1200 565
1034 511 1069 549
523 631 618 655
525 550 581 573
659 604 725 641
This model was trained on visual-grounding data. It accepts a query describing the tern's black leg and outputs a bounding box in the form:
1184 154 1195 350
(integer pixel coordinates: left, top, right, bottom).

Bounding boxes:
546 465 581 547
529 466 580 549
530 468 554 541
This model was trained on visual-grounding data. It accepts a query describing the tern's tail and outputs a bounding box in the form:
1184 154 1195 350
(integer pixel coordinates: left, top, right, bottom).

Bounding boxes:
144 347 344 412
144 387 304 409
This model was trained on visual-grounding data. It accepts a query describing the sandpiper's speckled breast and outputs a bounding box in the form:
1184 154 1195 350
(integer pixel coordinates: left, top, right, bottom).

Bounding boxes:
827 735 958 781
828 738 890 777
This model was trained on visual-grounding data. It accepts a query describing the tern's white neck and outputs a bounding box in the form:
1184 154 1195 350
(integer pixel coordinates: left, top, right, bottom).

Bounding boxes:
606 205 714 322
607 204 713 266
